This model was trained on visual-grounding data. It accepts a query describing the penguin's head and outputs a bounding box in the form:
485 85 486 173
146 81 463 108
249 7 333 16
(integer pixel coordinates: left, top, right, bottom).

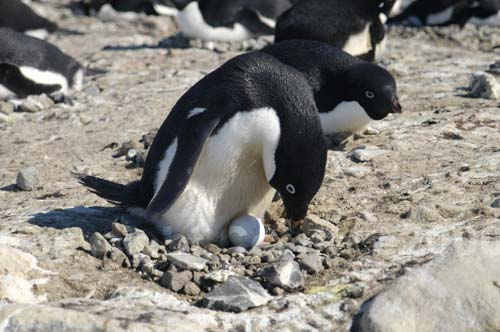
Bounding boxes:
344 62 402 121
266 118 328 235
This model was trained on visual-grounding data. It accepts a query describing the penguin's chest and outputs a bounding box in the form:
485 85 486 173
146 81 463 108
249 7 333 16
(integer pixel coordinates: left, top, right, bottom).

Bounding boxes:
319 101 372 134
176 2 253 41
152 108 280 243
342 24 372 57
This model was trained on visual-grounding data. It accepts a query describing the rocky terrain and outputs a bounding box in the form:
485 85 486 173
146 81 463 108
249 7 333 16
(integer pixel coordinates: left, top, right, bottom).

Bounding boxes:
1 1 500 331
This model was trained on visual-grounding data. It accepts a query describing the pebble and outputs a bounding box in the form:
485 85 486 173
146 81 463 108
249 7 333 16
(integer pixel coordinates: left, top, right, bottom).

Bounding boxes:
294 234 313 247
143 244 160 259
468 71 500 99
491 199 500 208
200 276 272 312
228 246 247 255
19 94 54 113
205 243 221 254
344 166 370 178
161 270 193 292
303 215 339 239
183 281 201 296
168 235 190 252
123 231 149 256
361 211 378 223
167 253 208 271
16 166 40 191
299 253 324 274
259 254 305 290
0 112 12 124
131 253 147 269
0 101 14 114
403 205 443 223
111 222 128 238
108 247 129 267
90 232 112 259
351 147 391 162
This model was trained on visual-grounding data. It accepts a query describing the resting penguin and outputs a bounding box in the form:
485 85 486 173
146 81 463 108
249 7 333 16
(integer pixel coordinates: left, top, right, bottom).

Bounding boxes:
72 0 180 16
263 40 402 135
0 28 83 100
77 50 328 245
173 0 298 42
388 0 500 27
0 0 59 39
275 0 398 62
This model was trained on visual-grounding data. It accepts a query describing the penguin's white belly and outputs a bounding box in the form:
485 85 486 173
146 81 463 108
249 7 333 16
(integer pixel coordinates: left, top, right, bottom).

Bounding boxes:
176 2 253 42
427 7 454 25
320 101 372 134
342 24 371 57
19 66 69 93
151 108 281 244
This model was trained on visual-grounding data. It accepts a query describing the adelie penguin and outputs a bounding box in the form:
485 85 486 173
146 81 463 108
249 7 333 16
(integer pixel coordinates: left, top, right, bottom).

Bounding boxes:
77 46 328 246
275 0 398 62
172 0 298 42
262 40 402 136
388 0 500 27
71 0 180 16
0 0 59 39
0 28 83 100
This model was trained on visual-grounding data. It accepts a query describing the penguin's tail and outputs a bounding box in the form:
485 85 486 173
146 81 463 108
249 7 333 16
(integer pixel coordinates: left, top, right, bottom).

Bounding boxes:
74 173 142 207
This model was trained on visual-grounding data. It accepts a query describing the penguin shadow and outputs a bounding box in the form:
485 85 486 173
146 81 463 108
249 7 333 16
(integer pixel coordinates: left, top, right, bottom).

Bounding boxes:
26 205 123 238
102 33 191 52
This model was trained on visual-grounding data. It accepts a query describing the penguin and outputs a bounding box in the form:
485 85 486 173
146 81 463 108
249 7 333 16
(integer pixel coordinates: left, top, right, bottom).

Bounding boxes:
275 0 398 62
262 40 402 135
0 0 58 39
388 0 500 27
173 0 298 42
77 49 328 245
0 28 83 100
71 0 180 16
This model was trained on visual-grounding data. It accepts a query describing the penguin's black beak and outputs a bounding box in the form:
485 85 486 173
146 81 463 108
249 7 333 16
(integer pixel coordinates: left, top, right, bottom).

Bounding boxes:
289 218 304 236
391 96 402 114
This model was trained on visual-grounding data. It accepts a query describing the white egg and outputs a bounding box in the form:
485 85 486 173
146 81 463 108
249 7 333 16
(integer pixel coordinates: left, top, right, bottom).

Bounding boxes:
228 215 265 249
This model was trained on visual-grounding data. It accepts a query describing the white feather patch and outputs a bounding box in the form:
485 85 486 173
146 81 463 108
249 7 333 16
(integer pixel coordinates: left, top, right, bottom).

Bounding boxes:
19 66 69 93
176 1 253 41
24 29 49 40
320 101 372 134
154 138 178 195
153 4 179 16
256 12 276 29
187 107 207 118
343 24 371 57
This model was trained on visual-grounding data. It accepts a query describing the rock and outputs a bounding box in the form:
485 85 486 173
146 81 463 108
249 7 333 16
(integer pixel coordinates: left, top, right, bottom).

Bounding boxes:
123 231 149 256
111 222 128 238
403 205 443 223
16 166 39 191
89 232 112 259
131 253 147 269
299 253 324 274
203 270 237 283
228 246 247 255
167 253 208 271
183 281 201 296
468 71 500 99
19 94 54 112
491 198 500 208
0 101 14 114
361 211 378 223
0 112 12 124
309 230 326 243
143 244 160 259
354 240 500 332
160 270 193 292
344 166 370 178
168 235 190 252
200 276 271 312
350 146 391 162
205 243 221 254
259 254 305 290
294 234 312 247
108 247 129 267
303 215 339 239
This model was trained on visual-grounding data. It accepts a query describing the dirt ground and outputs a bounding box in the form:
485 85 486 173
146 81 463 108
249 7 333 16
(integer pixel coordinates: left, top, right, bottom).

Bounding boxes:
0 1 500 330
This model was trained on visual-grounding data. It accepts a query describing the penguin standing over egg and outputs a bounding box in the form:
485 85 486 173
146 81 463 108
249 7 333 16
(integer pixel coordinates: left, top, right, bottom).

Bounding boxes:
275 0 398 62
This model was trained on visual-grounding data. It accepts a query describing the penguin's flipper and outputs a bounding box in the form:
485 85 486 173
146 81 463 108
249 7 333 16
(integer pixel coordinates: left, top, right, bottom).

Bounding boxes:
145 114 221 218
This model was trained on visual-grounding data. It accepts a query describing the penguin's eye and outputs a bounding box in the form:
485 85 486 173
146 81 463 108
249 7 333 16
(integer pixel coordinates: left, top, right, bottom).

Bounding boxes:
286 184 296 195
365 91 375 99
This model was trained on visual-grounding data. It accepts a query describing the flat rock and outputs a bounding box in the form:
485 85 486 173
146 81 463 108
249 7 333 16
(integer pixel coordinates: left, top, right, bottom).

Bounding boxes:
167 253 208 271
355 240 500 332
123 231 149 256
200 276 271 312
351 148 391 162
259 254 305 290
168 235 190 252
16 166 39 191
344 166 370 178
299 253 324 274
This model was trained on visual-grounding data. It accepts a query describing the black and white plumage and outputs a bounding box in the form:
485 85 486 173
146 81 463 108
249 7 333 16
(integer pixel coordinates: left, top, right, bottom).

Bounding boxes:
0 28 83 99
275 0 398 62
388 0 500 26
173 0 298 41
71 0 180 16
0 0 58 39
262 40 401 136
78 48 328 245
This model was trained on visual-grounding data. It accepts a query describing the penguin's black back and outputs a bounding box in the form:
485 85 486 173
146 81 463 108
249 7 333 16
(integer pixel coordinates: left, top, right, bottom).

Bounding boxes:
0 28 81 83
0 0 57 32
275 0 379 45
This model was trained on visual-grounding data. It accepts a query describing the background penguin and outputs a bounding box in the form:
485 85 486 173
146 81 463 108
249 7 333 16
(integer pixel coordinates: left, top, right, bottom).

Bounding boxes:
388 0 500 27
274 0 398 62
0 0 58 39
262 40 402 136
0 28 83 100
77 50 328 245
71 0 180 16
174 0 298 42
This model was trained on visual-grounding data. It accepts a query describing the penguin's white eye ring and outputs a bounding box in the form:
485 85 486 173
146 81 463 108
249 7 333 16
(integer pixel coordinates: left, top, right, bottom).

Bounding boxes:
365 91 375 99
286 184 296 194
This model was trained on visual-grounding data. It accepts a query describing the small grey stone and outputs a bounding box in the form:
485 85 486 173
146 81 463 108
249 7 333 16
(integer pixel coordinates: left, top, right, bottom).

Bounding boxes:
111 222 128 238
200 276 272 312
299 253 324 274
344 166 370 179
168 235 190 252
205 243 221 254
108 247 128 267
83 84 100 96
131 253 147 269
491 199 500 208
404 205 443 223
143 244 160 259
0 101 14 114
19 94 54 113
183 281 201 295
228 246 247 255
203 270 237 283
123 231 149 256
161 270 193 292
168 252 208 271
294 234 312 247
89 232 112 259
16 166 39 191
468 71 500 99
303 215 339 238
259 254 305 290
361 211 378 223
352 148 391 162
108 237 122 247
310 230 326 243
